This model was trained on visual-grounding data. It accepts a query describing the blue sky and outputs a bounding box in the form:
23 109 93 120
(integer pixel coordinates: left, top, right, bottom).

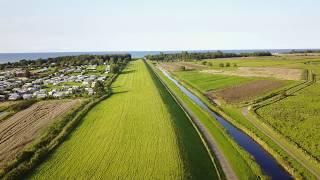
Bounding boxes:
0 0 319 52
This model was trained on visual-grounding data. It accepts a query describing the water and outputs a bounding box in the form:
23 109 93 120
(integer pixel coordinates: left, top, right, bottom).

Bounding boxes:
159 68 292 180
0 49 306 64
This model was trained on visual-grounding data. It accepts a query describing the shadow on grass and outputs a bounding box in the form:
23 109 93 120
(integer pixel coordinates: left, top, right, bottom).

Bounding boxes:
121 69 136 74
145 61 218 180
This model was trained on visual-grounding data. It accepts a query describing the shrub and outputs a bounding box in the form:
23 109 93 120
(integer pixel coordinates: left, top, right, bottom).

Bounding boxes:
226 62 231 67
201 61 207 65
219 63 224 67
179 66 186 71
9 100 37 112
207 62 213 66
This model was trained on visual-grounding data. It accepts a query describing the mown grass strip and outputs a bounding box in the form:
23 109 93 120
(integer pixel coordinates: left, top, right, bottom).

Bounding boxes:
148 61 265 179
29 60 217 179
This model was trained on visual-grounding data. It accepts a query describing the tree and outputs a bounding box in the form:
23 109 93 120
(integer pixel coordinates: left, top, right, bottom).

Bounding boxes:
25 69 31 78
179 66 186 71
94 81 106 96
110 64 119 73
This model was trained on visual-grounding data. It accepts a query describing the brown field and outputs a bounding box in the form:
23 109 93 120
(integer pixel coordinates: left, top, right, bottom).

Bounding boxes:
208 80 286 103
160 62 207 71
201 67 302 80
0 99 81 167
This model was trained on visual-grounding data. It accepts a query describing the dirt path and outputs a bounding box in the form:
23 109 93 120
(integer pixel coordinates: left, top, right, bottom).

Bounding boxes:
242 107 320 179
150 62 237 180
0 99 81 168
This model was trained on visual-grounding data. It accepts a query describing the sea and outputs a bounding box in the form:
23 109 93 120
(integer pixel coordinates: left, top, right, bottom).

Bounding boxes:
0 49 309 64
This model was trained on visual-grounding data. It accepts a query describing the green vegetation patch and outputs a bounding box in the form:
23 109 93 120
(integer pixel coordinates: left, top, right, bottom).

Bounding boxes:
256 83 320 160
30 60 217 179
174 70 255 92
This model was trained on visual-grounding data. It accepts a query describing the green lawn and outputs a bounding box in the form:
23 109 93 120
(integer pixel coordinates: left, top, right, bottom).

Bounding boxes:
256 83 320 160
173 70 255 92
30 60 217 179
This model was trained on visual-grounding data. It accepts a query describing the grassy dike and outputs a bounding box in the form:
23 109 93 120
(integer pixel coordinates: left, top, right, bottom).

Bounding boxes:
30 60 218 179
166 67 317 179
147 61 265 179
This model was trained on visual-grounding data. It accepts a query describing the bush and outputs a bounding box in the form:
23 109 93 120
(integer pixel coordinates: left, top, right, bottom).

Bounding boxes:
219 63 224 67
9 100 37 112
226 62 231 67
207 62 213 66
179 66 186 71
201 61 207 65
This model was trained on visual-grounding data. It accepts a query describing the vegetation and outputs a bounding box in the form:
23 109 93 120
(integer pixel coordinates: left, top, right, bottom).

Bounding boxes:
148 61 265 179
93 81 106 96
0 54 131 69
173 70 255 92
29 60 218 179
256 83 320 161
289 49 320 54
146 51 272 61
158 54 320 179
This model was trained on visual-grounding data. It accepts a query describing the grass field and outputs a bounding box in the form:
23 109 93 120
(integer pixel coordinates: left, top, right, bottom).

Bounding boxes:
158 55 320 178
256 83 320 160
151 62 265 179
173 70 255 92
30 60 217 179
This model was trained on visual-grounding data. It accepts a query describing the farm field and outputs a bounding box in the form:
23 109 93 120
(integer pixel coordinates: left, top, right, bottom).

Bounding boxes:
0 99 82 168
256 83 320 160
173 70 256 92
30 60 217 179
157 54 320 178
210 79 288 103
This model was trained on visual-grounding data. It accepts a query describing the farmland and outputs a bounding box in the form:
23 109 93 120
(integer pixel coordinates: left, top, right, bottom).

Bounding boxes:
211 79 288 103
256 83 320 160
0 99 82 168
173 70 256 92
156 53 320 178
30 60 217 179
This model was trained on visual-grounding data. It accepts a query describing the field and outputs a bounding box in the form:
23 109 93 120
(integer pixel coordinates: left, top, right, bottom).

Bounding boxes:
173 70 255 92
201 67 302 80
30 60 217 179
256 83 320 160
0 99 81 168
210 79 287 103
158 54 320 178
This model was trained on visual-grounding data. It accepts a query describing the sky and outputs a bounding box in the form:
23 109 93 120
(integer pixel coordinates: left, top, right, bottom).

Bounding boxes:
0 0 320 52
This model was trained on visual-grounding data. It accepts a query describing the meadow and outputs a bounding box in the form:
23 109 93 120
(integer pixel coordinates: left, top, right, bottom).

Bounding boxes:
150 62 265 179
256 83 320 160
30 60 217 179
158 54 320 178
173 70 255 92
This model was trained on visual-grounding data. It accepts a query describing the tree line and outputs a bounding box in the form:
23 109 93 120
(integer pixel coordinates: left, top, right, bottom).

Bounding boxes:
145 51 272 62
289 50 320 54
0 54 132 69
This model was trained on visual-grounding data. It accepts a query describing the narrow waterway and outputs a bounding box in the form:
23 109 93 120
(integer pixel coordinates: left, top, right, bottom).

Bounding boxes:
159 68 291 180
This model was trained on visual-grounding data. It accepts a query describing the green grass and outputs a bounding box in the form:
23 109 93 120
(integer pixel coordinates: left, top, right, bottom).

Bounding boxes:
256 83 320 160
174 70 255 92
29 60 217 179
200 55 320 76
162 62 317 179
150 62 265 179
